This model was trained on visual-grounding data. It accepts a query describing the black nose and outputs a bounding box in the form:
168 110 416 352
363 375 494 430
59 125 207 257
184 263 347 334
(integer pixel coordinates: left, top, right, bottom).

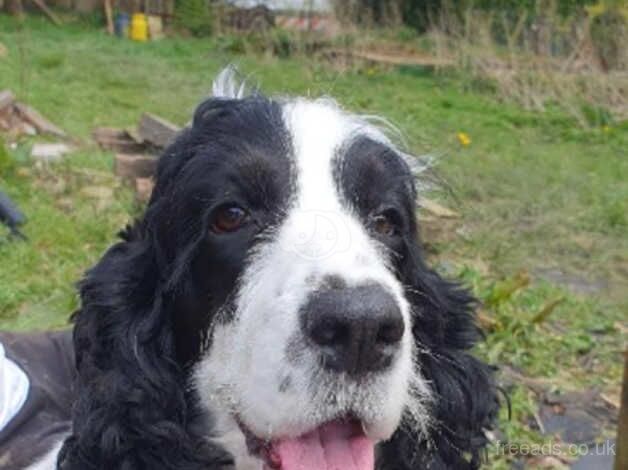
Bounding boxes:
301 283 404 376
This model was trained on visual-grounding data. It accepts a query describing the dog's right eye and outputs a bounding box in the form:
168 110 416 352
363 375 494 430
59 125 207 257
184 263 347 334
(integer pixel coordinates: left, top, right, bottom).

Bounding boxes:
210 204 249 234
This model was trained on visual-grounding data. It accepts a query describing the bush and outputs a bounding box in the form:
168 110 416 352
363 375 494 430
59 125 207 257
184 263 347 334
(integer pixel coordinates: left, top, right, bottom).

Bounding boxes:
402 0 443 32
401 0 599 32
175 0 213 37
270 28 294 58
590 8 627 70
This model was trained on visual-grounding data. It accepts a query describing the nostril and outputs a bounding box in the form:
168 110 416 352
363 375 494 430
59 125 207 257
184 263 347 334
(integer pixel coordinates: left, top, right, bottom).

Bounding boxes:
309 318 348 347
320 274 346 291
376 318 404 345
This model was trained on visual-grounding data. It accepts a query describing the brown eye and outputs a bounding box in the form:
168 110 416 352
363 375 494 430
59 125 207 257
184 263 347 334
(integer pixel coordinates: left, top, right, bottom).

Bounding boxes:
372 214 397 237
211 205 248 234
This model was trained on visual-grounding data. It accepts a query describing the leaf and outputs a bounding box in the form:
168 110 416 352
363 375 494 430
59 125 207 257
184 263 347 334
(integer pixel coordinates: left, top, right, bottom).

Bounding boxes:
477 309 502 332
531 297 565 324
419 198 460 218
485 270 530 307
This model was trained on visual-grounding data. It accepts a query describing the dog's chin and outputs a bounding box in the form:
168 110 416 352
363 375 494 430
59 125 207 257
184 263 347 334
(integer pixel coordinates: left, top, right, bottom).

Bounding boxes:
237 415 382 470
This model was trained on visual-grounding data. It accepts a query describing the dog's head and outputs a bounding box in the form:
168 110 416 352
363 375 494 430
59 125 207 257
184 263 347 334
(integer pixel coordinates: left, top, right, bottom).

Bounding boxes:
64 69 497 470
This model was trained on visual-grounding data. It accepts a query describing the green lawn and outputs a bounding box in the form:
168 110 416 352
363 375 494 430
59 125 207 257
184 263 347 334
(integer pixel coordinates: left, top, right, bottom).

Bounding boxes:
0 15 626 469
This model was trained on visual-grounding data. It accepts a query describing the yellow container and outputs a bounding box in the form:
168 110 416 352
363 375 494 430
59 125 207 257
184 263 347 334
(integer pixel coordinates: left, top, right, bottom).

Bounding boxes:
130 13 148 42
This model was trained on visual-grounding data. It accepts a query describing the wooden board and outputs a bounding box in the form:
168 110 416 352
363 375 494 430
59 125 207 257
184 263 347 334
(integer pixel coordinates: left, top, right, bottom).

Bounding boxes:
420 198 460 218
14 102 66 137
135 177 155 203
325 48 454 68
104 0 114 35
0 90 14 113
138 112 180 148
31 0 62 25
93 127 146 153
114 153 158 181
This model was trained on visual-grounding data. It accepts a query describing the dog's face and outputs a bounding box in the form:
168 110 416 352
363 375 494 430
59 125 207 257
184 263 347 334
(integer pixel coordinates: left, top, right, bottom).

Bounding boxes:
192 98 430 438
149 72 430 468
66 71 497 470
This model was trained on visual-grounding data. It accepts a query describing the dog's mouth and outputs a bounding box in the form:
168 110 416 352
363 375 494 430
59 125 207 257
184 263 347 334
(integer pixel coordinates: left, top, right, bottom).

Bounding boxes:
239 417 374 470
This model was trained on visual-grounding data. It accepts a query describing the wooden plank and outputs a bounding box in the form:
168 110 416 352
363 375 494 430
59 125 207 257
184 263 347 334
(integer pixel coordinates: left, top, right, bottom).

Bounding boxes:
14 102 66 137
92 127 126 141
124 127 143 144
0 90 14 112
420 198 460 218
97 137 145 153
138 112 180 148
31 0 62 26
104 0 114 35
31 143 71 162
326 48 454 68
92 127 145 153
135 177 154 203
114 153 158 181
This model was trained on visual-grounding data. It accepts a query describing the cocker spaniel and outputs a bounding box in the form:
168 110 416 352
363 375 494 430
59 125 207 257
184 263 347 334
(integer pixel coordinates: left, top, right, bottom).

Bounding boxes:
27 68 498 470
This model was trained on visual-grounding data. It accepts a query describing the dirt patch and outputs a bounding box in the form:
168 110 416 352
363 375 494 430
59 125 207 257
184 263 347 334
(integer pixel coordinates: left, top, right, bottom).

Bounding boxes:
534 268 608 295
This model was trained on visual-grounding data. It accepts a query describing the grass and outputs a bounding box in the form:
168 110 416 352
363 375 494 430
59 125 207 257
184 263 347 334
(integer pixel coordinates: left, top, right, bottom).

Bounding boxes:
1 15 626 468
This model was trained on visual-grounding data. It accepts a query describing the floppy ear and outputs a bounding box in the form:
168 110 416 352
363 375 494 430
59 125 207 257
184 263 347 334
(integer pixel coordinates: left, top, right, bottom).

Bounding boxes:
58 132 232 469
58 230 230 470
378 242 499 470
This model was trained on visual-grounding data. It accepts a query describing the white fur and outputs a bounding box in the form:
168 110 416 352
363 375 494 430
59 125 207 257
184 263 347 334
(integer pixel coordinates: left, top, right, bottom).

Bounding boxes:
212 66 249 99
25 439 64 470
194 94 432 457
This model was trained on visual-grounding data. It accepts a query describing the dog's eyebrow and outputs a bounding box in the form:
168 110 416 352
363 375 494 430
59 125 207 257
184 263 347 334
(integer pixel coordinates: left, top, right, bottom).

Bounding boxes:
334 136 415 188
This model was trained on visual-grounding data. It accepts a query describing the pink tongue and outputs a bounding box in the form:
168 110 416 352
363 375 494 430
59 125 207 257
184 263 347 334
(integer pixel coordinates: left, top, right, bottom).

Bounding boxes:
272 421 374 470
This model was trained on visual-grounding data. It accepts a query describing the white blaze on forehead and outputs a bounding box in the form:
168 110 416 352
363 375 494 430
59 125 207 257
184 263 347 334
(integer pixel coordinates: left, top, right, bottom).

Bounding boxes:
279 99 392 274
283 99 350 211
282 99 389 212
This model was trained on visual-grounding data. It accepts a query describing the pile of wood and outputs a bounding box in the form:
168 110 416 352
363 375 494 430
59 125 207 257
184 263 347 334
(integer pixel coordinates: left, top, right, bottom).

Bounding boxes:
0 90 66 140
93 112 180 203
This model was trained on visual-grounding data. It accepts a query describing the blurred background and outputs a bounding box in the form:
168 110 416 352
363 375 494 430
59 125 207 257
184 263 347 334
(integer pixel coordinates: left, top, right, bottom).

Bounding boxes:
0 1 626 468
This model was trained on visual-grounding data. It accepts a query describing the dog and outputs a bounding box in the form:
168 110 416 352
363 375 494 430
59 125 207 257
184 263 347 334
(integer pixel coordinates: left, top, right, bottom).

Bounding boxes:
25 68 498 469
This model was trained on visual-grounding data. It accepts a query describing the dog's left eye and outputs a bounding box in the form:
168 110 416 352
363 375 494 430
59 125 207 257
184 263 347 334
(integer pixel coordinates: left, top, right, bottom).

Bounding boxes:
371 210 401 237
210 205 249 234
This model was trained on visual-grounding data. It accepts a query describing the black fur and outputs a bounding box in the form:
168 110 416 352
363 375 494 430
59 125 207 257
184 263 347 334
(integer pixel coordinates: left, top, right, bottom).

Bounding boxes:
59 96 293 469
338 136 499 469
59 97 497 469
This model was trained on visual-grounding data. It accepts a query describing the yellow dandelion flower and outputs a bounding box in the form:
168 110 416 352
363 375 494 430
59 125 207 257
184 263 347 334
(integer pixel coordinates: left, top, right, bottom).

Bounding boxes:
457 132 471 147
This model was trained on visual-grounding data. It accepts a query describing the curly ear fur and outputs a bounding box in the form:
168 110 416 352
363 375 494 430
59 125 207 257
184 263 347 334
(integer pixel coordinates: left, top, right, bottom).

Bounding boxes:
378 243 499 469
58 129 233 469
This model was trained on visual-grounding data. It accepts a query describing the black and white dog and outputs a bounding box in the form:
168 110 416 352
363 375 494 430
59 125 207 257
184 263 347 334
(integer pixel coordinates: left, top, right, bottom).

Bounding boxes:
35 69 498 469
